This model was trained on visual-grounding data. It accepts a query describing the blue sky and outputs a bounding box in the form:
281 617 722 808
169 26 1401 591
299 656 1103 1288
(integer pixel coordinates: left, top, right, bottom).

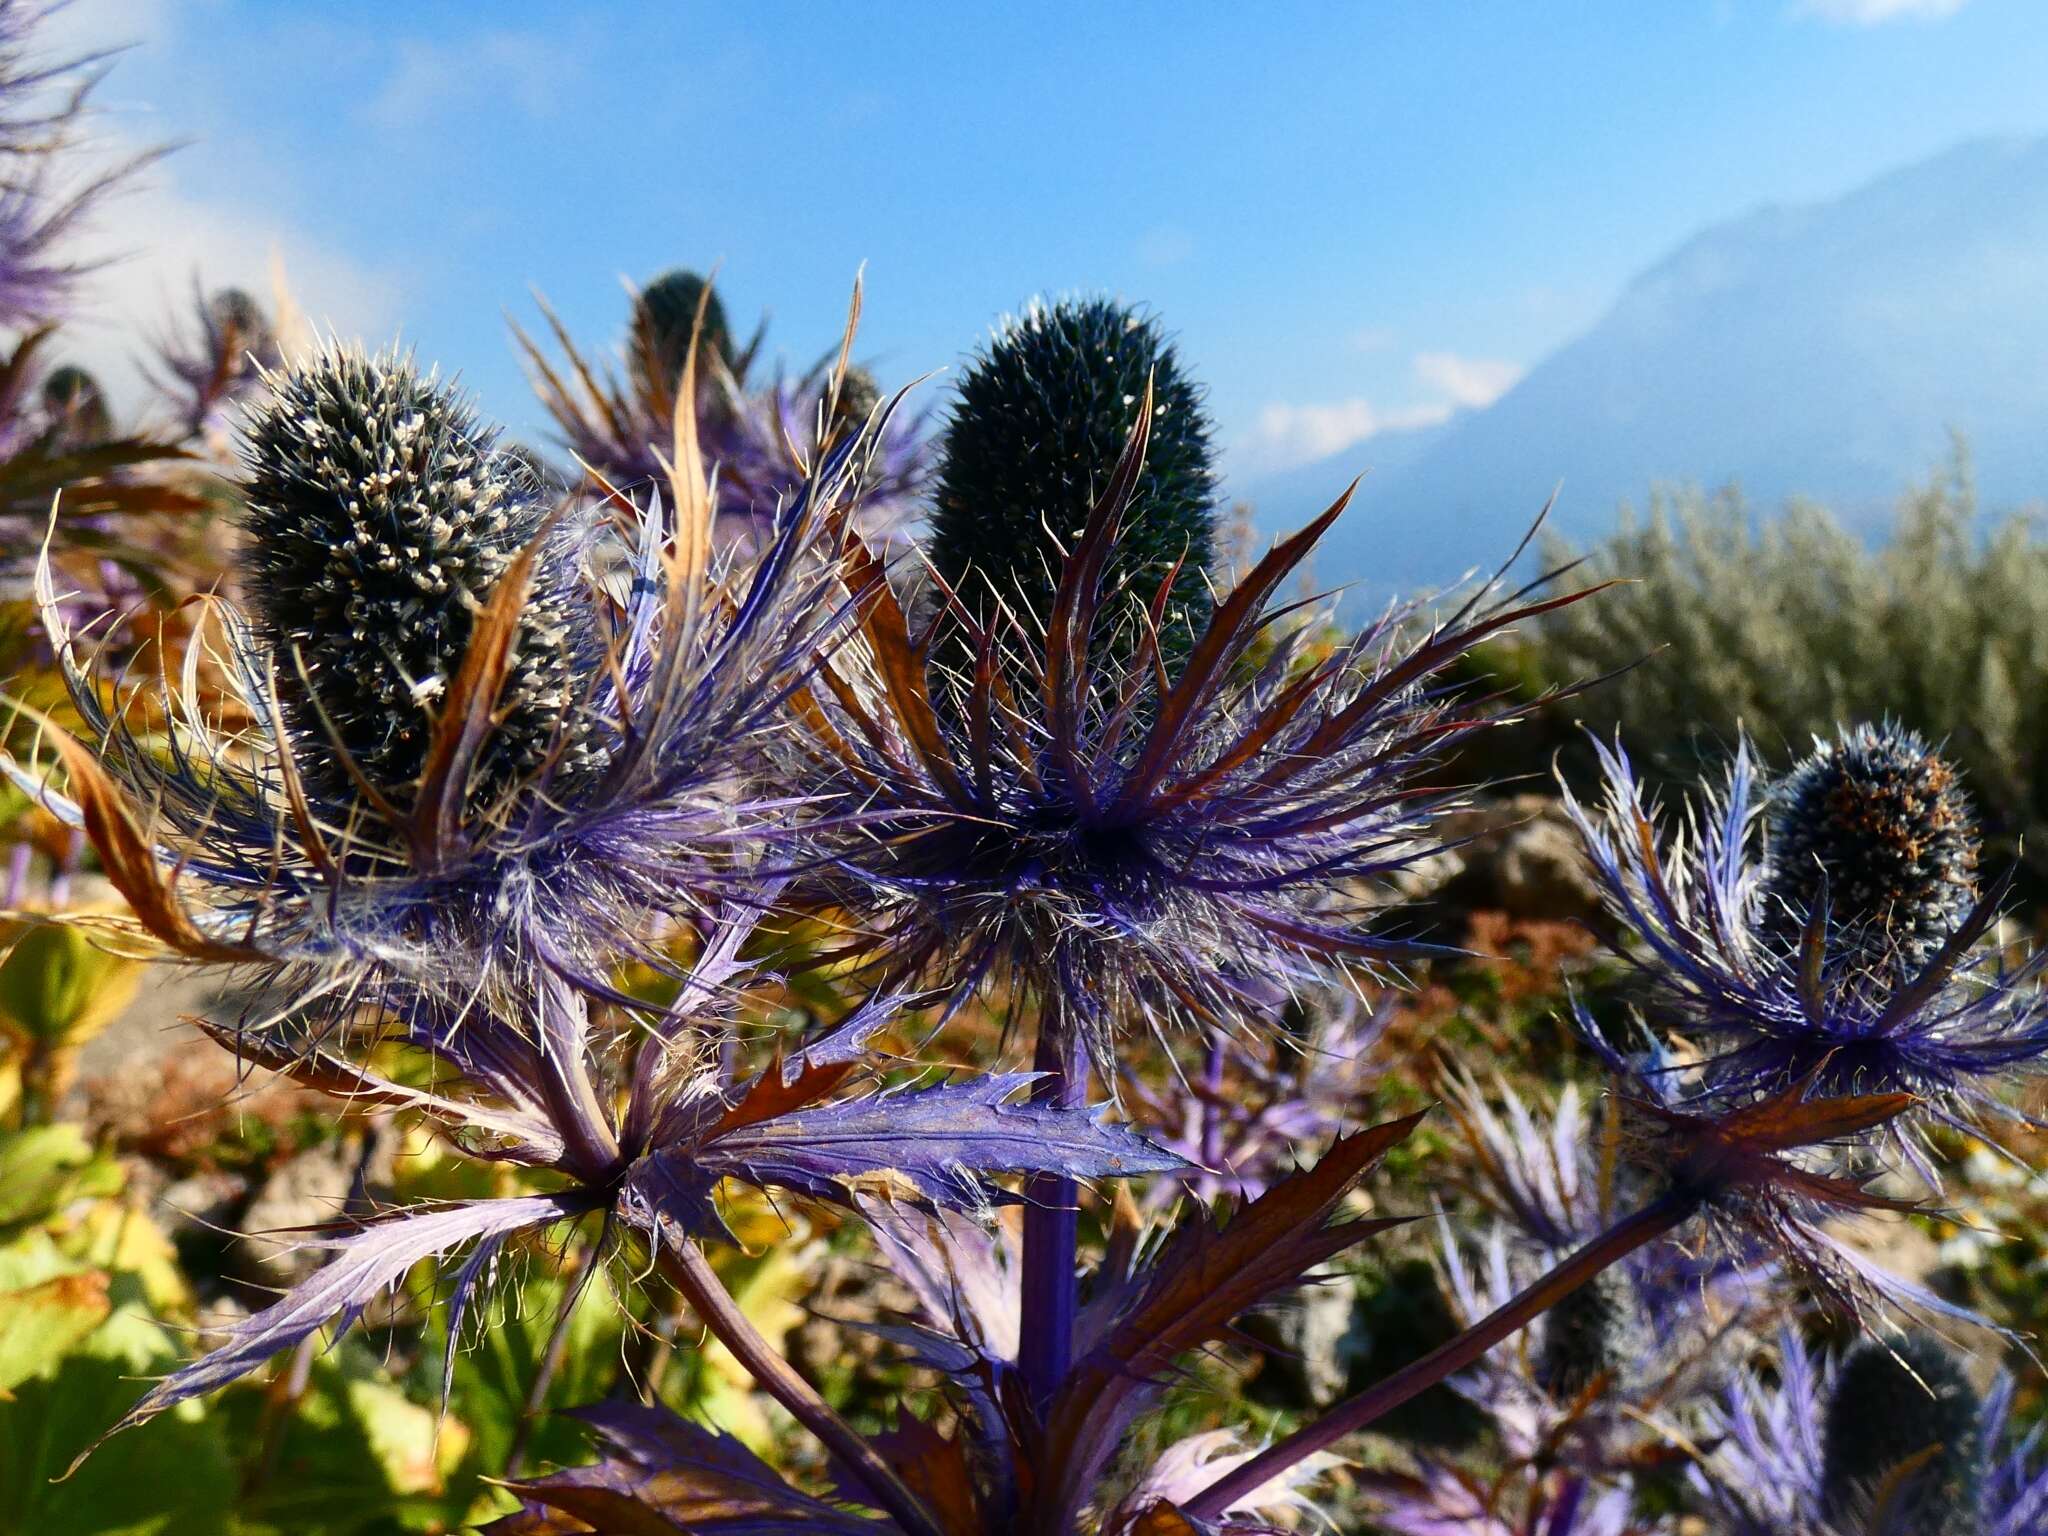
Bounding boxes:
65 0 2048 498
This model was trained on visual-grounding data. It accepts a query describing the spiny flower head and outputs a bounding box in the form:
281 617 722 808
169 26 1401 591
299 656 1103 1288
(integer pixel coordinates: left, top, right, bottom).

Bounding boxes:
1763 724 1979 979
1695 1329 2048 1536
513 270 927 552
1822 1335 1982 1535
1435 1210 1743 1488
798 396 1594 1046
10 331 876 1049
152 283 281 440
238 344 599 807
1562 732 2048 1164
19 316 1186 1484
927 294 1219 667
629 267 736 399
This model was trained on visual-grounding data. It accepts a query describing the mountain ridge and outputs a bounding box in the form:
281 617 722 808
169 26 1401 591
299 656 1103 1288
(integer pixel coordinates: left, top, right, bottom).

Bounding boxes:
1243 134 2048 600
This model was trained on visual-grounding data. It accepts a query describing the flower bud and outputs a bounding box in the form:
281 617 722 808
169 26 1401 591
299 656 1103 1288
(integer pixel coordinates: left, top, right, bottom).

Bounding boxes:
928 296 1219 667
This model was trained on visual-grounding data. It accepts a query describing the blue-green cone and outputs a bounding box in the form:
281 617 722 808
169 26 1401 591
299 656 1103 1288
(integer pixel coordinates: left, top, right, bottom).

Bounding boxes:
238 346 595 812
927 296 1219 671
1821 1335 1982 1535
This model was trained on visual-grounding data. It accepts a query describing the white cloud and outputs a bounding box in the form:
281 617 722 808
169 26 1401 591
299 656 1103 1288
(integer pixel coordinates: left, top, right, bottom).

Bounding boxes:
1239 348 1527 475
60 138 400 412
15 1 397 411
40 0 177 54
1411 351 1524 409
1794 0 1968 22
366 30 578 130
1240 398 1454 476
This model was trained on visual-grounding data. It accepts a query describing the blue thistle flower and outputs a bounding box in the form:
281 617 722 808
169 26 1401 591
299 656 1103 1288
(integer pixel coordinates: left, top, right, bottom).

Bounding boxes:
0 0 159 330
1121 989 1391 1207
513 271 928 553
1822 1335 1982 1535
9 337 879 1076
1694 1329 2048 1536
1433 1209 1744 1488
9 340 1177 1508
926 295 1220 669
1763 724 1981 980
237 345 603 807
799 393 1596 1047
1359 1461 1671 1535
149 283 281 441
1562 730 2048 1163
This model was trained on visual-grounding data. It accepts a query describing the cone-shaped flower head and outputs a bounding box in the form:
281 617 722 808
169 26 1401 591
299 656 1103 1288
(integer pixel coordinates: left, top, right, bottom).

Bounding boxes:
39 363 107 446
1764 725 1979 978
11 335 878 1038
13 325 1185 1498
514 271 927 553
927 296 1218 667
631 267 733 395
238 346 596 808
1822 1335 1983 1535
1698 1329 2048 1536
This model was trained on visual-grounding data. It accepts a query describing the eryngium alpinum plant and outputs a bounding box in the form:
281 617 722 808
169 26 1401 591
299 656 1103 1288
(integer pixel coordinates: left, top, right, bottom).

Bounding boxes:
15 278 2048 1536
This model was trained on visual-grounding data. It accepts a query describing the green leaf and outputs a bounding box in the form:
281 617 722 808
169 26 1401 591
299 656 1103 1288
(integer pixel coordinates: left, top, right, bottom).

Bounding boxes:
0 1305 236 1536
0 1126 120 1230
0 1268 110 1391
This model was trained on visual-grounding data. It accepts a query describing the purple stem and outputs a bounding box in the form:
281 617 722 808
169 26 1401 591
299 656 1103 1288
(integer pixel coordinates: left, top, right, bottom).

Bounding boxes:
656 1232 944 1536
1198 1031 1226 1171
1182 1192 1695 1520
1020 1011 1086 1414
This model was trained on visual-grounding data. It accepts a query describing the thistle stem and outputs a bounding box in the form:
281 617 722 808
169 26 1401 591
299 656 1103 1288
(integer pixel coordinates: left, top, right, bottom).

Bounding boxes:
656 1233 944 1536
1182 1191 1695 1520
1020 1013 1086 1413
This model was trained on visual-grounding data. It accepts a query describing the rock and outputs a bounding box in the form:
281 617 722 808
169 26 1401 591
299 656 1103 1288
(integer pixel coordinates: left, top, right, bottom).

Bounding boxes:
1415 793 1603 925
1490 812 1601 924
236 1127 394 1289
1244 1270 1368 1410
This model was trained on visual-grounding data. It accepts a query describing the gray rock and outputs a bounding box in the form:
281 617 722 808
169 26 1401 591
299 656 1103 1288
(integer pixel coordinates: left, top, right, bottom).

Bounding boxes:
1246 1270 1369 1409
235 1127 393 1288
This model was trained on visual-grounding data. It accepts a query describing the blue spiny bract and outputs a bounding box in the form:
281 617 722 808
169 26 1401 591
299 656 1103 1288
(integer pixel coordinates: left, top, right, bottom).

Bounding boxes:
1563 734 2048 1173
1822 1336 1983 1536
1764 723 1979 978
238 345 596 811
927 296 1218 669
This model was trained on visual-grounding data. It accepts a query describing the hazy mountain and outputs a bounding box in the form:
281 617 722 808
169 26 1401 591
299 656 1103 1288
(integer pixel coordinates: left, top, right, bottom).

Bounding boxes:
1245 136 2048 600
